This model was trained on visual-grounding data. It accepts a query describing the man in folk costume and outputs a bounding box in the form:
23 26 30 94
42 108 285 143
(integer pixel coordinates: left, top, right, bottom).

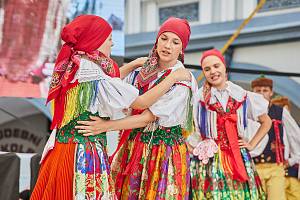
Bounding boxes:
271 96 300 200
248 76 300 200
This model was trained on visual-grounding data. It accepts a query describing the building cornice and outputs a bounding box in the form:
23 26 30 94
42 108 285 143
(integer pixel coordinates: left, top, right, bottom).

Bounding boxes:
125 12 300 57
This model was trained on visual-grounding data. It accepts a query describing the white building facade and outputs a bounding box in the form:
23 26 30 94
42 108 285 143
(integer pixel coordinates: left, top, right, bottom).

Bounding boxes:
124 0 300 120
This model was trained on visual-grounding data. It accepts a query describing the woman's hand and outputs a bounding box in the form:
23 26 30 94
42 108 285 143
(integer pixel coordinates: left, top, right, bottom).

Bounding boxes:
238 139 255 151
76 116 111 136
170 68 191 82
132 57 148 68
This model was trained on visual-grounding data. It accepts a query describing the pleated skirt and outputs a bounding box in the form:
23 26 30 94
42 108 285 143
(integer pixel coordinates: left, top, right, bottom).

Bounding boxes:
111 131 190 200
30 140 116 200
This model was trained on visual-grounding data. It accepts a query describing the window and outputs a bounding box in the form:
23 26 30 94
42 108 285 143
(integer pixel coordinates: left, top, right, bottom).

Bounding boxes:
259 0 300 11
159 2 199 24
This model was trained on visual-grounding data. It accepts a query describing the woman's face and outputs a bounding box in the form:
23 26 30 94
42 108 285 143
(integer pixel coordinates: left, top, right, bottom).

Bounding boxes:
156 32 182 66
98 33 113 57
202 55 227 88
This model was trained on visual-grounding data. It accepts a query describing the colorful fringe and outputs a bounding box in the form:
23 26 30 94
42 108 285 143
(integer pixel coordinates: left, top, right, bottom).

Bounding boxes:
59 80 100 128
31 80 115 199
190 147 266 200
74 141 116 199
111 127 190 200
183 89 194 138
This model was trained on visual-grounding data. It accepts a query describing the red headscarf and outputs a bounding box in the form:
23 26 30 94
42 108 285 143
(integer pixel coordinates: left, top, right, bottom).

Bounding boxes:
47 15 112 103
137 17 191 86
157 17 191 51
48 15 119 129
200 49 227 105
200 49 226 67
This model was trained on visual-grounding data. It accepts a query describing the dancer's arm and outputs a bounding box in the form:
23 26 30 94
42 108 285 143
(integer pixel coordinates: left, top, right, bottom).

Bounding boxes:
119 57 147 79
77 109 155 136
239 113 271 151
130 68 191 110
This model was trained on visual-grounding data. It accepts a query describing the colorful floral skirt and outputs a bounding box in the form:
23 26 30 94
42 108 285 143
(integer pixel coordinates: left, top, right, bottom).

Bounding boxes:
31 112 116 200
110 125 190 200
30 140 116 200
190 148 266 200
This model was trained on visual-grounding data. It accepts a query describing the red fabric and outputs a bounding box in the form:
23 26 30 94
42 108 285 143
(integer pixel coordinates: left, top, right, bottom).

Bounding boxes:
173 145 183 196
123 133 144 175
50 81 79 129
136 17 190 87
111 69 172 161
200 49 226 67
47 15 112 103
145 146 159 192
157 17 191 50
200 49 226 106
272 119 285 164
0 0 49 82
208 96 249 182
219 114 249 182
49 50 119 129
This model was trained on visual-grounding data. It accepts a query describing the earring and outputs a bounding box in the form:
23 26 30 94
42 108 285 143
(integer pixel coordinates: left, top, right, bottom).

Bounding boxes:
178 52 183 61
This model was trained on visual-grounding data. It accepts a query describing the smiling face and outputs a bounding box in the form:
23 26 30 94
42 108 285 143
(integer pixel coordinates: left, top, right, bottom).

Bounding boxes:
202 55 227 89
156 32 182 68
97 33 113 57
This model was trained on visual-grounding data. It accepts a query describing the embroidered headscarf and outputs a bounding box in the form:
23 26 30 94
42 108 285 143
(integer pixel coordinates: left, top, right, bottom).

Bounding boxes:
47 14 116 103
200 49 227 106
48 15 118 129
136 17 191 87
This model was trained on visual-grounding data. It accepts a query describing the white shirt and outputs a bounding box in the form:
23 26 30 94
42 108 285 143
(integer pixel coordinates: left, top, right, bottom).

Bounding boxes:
187 81 269 147
41 58 140 162
76 58 139 118
126 60 198 127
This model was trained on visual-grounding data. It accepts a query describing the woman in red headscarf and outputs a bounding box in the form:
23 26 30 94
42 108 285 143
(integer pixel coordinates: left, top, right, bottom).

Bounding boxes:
30 15 191 200
76 17 197 199
187 49 271 199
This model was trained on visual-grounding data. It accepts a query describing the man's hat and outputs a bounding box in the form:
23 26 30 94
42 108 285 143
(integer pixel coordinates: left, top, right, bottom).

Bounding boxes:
251 75 273 89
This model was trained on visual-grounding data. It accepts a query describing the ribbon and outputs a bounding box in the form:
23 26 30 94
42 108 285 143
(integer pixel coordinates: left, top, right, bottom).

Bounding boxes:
219 113 249 182
272 119 284 164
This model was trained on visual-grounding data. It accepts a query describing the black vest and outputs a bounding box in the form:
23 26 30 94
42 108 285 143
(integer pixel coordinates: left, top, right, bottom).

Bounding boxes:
254 105 284 164
286 164 299 178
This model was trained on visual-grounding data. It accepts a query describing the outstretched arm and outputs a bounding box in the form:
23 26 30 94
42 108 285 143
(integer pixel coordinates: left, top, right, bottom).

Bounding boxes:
76 109 156 136
130 68 191 110
119 57 147 79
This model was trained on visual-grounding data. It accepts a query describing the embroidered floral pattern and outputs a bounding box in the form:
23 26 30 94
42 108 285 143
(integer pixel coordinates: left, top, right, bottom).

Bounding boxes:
129 125 185 146
75 142 117 199
56 111 109 145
